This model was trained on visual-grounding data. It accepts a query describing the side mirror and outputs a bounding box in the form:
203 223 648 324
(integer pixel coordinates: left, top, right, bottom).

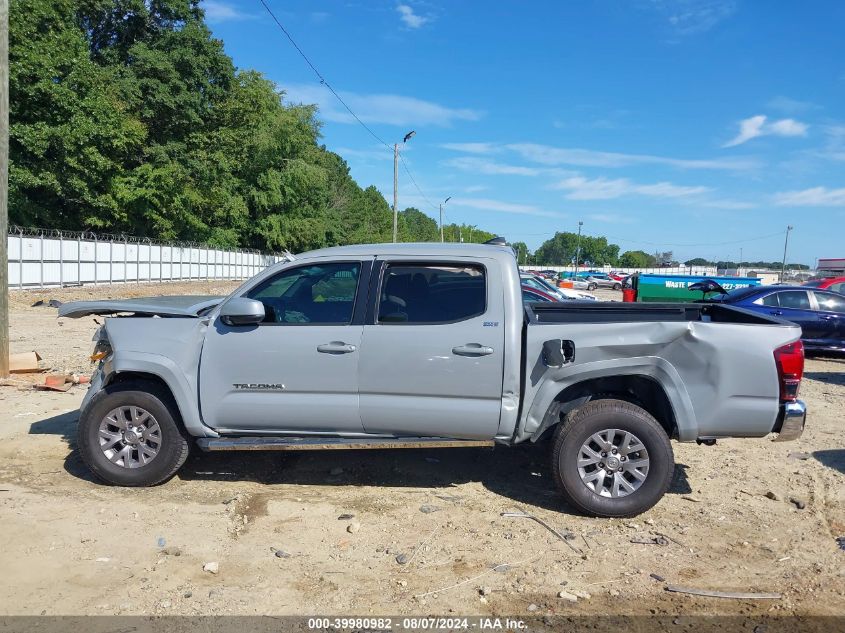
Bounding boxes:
220 297 265 326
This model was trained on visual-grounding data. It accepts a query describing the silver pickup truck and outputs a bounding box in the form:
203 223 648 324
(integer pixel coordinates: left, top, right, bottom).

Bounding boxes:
60 241 807 517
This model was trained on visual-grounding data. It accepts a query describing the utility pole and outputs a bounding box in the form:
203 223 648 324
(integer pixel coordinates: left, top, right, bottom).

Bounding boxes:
0 0 9 378
393 130 416 243
439 196 450 243
780 225 793 283
739 247 743 274
574 221 583 272
392 143 399 243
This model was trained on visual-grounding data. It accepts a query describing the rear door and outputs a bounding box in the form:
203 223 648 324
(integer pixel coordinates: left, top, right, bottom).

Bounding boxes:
811 291 845 348
358 257 505 439
759 290 824 343
199 259 369 433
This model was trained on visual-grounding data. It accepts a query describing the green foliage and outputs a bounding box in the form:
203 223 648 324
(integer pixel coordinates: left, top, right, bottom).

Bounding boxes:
8 0 431 252
511 241 530 265
618 250 656 268
534 232 620 266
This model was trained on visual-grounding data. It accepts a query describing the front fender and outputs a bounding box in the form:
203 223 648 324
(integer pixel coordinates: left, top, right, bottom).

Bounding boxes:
102 351 218 438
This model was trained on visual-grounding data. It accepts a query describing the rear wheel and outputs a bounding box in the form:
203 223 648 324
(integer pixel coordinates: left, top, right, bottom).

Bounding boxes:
551 399 673 517
588 283 598 291
612 283 622 290
78 381 189 486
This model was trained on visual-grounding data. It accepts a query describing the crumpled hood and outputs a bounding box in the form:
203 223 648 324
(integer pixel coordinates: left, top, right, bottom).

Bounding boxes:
58 295 224 319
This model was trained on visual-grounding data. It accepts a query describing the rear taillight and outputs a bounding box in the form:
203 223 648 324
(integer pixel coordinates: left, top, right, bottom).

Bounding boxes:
774 340 804 402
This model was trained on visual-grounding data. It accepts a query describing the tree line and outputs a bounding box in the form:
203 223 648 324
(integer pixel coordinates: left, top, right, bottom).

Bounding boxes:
9 0 494 252
516 232 807 270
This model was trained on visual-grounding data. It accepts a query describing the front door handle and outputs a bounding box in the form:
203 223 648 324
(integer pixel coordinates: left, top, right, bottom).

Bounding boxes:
769 310 783 316
452 343 494 357
317 341 357 354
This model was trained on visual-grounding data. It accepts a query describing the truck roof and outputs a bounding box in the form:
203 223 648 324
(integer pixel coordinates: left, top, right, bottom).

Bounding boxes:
297 241 516 260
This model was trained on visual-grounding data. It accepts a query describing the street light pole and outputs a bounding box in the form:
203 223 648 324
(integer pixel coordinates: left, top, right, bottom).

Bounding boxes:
439 196 450 242
574 221 583 272
780 225 793 283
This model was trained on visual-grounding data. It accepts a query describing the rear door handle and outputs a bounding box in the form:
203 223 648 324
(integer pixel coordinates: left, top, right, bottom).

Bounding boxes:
452 343 494 357
819 314 836 320
769 310 783 316
317 341 357 354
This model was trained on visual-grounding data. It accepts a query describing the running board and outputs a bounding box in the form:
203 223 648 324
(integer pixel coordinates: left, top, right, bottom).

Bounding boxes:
196 436 495 452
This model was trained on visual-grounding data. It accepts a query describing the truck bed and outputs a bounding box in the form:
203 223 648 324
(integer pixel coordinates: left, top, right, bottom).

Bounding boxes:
525 301 783 325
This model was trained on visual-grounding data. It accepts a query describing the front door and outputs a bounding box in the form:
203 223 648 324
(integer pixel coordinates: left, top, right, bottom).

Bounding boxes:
199 259 368 433
358 258 505 440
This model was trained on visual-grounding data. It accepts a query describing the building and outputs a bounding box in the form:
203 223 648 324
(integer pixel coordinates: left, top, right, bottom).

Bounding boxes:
817 258 845 277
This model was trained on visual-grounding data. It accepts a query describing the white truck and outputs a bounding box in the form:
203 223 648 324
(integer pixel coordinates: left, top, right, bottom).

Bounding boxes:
60 240 807 517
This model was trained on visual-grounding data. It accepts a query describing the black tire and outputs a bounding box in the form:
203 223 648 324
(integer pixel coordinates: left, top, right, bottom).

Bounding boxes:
588 283 598 291
551 399 673 517
78 380 190 486
612 283 622 291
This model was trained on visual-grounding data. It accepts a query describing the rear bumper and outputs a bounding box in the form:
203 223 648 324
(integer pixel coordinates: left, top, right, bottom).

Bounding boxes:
772 399 806 442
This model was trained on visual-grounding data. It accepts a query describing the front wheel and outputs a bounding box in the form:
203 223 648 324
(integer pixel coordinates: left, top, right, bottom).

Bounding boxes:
78 381 190 486
551 399 673 517
612 283 622 290
588 283 598 291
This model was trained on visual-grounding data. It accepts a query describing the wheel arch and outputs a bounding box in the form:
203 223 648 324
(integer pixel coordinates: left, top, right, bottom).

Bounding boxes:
531 374 680 443
101 352 218 438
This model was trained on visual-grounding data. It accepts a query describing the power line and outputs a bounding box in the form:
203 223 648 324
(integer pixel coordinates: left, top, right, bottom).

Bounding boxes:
399 154 438 212
257 0 390 150
257 0 443 220
510 228 787 249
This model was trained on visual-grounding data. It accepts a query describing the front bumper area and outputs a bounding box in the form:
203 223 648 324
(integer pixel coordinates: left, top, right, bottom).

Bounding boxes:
772 399 806 442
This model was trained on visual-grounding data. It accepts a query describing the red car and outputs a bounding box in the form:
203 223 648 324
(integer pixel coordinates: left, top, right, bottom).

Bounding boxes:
521 284 560 302
804 276 845 295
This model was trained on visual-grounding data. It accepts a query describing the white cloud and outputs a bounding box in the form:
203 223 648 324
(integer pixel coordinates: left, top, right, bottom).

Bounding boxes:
645 0 736 36
507 143 756 170
552 176 709 200
723 115 808 147
449 197 564 218
773 187 845 207
396 4 430 28
440 142 501 154
588 213 635 224
443 156 544 177
464 185 488 193
281 83 482 127
767 96 820 114
203 0 253 23
700 199 758 210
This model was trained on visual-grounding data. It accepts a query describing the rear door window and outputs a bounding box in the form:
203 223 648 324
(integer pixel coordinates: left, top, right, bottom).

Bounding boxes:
776 291 811 310
378 263 486 324
759 293 780 307
813 291 845 313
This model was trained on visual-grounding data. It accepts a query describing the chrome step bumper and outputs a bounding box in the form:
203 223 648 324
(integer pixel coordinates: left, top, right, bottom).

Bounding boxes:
772 400 806 442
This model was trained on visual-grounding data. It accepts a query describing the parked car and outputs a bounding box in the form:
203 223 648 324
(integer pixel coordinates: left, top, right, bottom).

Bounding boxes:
521 285 560 302
520 273 597 301
586 275 623 291
60 241 806 517
804 276 845 295
707 285 845 352
557 273 596 290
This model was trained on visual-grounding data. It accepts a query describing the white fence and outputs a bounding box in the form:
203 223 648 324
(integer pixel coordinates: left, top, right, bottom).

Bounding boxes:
6 227 284 290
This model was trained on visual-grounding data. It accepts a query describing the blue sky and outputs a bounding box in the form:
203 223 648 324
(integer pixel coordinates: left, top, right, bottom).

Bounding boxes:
204 0 844 265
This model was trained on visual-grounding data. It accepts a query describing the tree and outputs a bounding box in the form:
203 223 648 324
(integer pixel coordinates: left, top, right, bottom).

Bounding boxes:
618 250 655 268
511 241 530 265
534 232 620 266
683 257 710 266
398 207 439 242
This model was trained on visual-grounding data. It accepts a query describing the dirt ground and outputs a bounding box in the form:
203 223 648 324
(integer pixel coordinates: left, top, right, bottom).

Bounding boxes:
1 281 844 618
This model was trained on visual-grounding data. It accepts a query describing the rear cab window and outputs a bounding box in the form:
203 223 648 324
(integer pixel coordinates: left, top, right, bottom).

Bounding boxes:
377 263 486 324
